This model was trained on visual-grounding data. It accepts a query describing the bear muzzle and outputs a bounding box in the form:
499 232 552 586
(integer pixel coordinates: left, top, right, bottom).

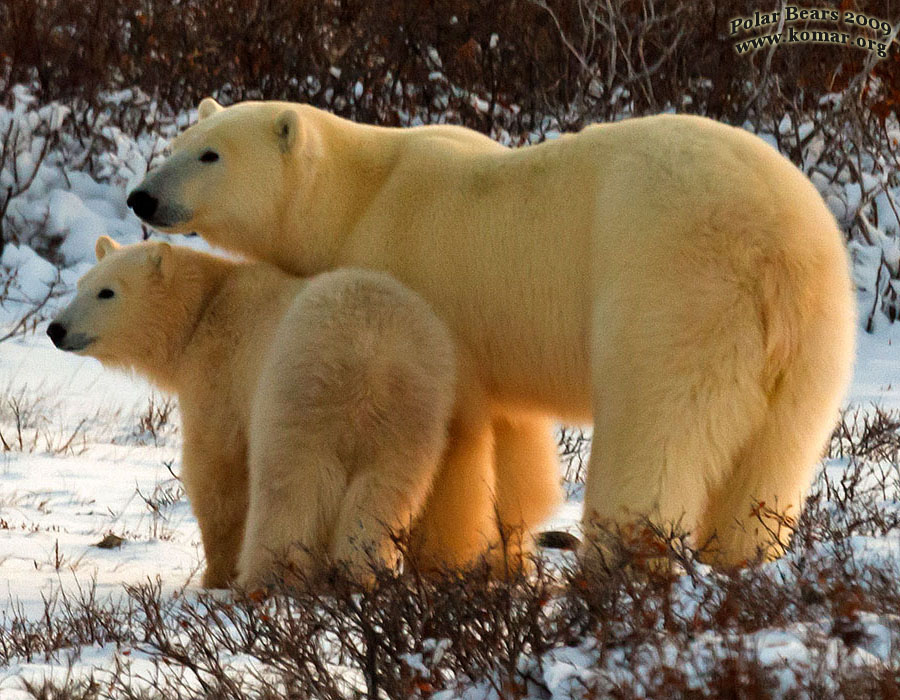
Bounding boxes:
47 322 95 352
127 190 159 222
47 321 66 347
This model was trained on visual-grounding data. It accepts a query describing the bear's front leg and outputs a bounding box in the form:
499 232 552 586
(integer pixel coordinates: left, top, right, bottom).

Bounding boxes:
180 440 248 589
492 413 562 569
410 401 497 572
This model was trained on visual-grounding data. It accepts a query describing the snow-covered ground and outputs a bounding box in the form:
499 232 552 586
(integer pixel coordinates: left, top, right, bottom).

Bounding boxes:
1 88 900 697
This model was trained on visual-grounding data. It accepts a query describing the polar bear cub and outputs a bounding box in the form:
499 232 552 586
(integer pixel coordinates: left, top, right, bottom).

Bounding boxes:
49 237 455 588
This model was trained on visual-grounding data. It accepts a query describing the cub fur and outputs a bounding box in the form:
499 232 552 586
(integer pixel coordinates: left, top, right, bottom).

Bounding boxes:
49 238 455 587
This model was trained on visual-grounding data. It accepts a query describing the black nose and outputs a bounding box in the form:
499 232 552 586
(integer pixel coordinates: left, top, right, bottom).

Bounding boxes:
127 190 158 220
47 322 67 347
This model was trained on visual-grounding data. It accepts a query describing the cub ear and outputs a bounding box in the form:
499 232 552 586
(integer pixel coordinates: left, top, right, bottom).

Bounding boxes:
95 235 120 261
149 242 174 280
274 109 300 154
198 97 223 121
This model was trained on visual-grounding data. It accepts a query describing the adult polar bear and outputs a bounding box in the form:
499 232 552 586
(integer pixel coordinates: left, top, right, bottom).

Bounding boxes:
129 98 855 569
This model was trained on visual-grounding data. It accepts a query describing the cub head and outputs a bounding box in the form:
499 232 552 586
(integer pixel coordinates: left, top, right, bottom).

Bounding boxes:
48 236 175 369
126 98 308 251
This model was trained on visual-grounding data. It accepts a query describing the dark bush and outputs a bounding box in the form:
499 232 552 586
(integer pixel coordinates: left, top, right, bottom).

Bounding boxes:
4 411 900 697
2 0 898 137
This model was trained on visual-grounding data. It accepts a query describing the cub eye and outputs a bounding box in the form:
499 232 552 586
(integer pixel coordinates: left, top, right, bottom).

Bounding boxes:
97 288 114 299
199 150 219 163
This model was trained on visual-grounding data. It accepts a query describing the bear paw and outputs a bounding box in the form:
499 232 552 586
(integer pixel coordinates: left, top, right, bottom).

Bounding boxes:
201 565 235 590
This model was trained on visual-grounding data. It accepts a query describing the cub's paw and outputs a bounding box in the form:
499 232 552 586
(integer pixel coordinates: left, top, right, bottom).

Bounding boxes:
330 536 397 585
201 565 235 590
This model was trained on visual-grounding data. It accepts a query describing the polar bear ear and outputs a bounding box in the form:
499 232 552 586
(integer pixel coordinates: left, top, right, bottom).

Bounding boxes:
95 236 120 261
149 242 173 281
274 109 300 154
198 97 223 121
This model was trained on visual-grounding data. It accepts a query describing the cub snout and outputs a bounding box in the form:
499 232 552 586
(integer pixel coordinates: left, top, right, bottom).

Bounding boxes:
47 319 94 353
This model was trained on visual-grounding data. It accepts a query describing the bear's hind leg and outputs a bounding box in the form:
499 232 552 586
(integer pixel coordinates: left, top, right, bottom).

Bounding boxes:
581 395 737 573
329 463 435 580
407 346 499 572
582 280 769 573
697 269 855 566
238 428 347 589
328 377 450 579
696 407 823 566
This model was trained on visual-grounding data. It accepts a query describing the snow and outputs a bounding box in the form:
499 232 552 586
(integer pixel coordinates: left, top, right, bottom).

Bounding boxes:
0 88 899 697
0 342 200 616
541 644 598 697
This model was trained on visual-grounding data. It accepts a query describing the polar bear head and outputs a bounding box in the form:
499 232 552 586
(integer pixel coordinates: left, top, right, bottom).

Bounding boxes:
127 98 307 252
48 236 176 369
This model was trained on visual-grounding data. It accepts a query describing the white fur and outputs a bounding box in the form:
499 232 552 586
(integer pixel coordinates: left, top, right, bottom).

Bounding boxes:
133 103 857 567
52 240 456 586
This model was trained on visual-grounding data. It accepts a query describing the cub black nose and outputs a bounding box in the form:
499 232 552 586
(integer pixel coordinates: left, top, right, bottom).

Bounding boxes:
47 322 67 347
127 190 158 220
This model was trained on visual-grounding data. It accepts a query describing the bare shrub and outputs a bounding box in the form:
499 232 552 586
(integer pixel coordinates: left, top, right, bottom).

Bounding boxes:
0 266 64 344
134 462 186 542
131 394 177 447
0 385 91 455
1 0 897 134
2 0 899 326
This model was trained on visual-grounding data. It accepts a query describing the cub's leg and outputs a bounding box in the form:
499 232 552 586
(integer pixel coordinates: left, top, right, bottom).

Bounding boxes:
328 450 441 579
492 413 562 567
327 316 456 578
238 416 347 588
180 417 248 588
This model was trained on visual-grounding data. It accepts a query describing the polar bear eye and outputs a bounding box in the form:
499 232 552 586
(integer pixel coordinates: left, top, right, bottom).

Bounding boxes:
199 150 219 163
97 288 115 299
